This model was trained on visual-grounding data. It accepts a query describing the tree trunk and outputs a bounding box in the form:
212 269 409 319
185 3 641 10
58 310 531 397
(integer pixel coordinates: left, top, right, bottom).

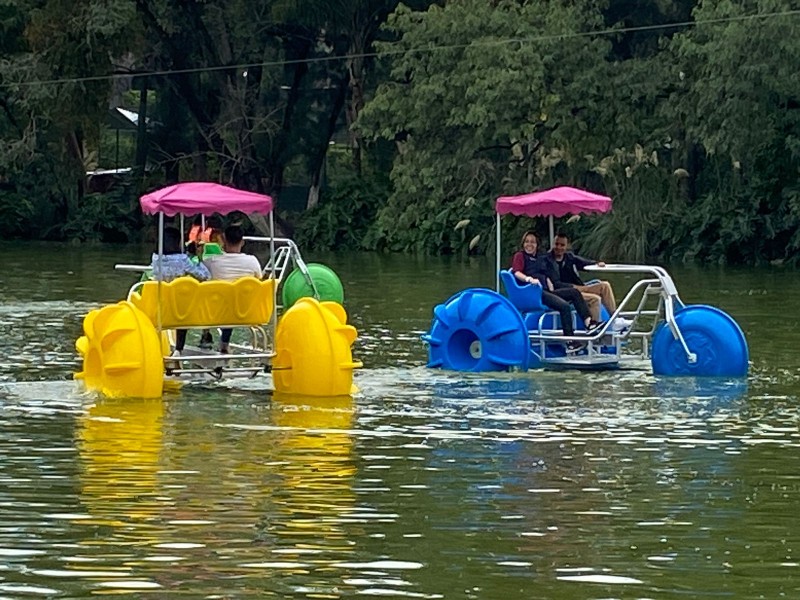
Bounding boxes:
346 50 365 176
134 76 149 174
264 36 313 197
306 75 348 210
66 129 84 225
249 212 294 239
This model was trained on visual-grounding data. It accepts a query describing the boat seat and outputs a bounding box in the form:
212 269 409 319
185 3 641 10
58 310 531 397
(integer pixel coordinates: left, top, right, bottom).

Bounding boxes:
499 269 545 313
501 269 573 332
129 277 276 329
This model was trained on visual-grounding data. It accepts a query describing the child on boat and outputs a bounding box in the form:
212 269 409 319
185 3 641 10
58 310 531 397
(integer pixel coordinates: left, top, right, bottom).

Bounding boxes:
186 217 223 347
187 216 224 261
187 215 223 244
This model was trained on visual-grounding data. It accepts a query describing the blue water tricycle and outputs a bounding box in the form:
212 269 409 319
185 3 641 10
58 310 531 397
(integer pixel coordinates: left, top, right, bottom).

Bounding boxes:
424 263 748 376
423 187 748 377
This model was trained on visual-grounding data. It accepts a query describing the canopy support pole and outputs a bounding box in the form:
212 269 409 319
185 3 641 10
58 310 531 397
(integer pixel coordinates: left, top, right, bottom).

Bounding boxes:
548 215 555 250
156 211 164 337
269 210 277 346
495 213 501 292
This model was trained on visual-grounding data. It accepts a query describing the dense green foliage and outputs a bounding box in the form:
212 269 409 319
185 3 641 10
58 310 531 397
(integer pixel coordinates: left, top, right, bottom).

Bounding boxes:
293 172 389 251
356 0 800 264
0 0 798 264
358 0 611 254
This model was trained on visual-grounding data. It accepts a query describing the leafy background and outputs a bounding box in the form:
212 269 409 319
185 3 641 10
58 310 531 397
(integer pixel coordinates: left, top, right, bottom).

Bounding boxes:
0 0 798 265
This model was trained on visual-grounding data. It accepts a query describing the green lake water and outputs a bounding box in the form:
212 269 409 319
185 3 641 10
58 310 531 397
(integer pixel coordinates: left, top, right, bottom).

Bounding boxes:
1 241 799 598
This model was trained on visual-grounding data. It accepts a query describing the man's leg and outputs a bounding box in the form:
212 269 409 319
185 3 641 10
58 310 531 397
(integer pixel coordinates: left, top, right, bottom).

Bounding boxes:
175 329 187 352
541 290 574 336
170 330 187 368
580 292 602 322
576 281 616 313
220 328 232 353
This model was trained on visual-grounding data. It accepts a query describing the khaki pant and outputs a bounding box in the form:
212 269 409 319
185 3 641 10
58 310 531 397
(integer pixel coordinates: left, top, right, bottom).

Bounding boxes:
575 281 616 322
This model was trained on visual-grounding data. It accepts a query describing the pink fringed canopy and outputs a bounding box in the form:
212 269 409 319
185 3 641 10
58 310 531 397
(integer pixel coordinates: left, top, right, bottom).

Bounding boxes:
140 182 273 216
495 186 612 218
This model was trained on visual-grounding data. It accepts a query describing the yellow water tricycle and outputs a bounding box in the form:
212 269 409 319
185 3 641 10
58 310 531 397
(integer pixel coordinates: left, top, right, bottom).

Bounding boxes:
75 182 361 398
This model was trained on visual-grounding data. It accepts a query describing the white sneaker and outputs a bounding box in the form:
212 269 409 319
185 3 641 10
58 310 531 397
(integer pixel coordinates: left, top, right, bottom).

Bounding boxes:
612 317 633 331
166 349 182 370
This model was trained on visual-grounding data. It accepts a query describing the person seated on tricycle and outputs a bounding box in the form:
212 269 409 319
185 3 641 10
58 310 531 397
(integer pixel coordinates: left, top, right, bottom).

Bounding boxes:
150 226 211 356
511 230 595 349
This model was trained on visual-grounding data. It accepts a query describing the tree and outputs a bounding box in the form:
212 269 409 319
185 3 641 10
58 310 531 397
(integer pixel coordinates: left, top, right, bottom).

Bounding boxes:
358 0 611 253
669 0 800 262
0 0 139 239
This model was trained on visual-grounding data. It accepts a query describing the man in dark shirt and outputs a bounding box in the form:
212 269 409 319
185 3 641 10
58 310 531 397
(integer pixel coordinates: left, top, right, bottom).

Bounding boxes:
548 232 617 323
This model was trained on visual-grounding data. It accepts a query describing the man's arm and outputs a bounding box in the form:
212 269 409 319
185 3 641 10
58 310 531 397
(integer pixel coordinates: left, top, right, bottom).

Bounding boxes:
572 253 601 270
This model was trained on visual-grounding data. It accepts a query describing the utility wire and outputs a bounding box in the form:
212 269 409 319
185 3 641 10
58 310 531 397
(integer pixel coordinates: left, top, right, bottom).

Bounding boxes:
4 8 800 89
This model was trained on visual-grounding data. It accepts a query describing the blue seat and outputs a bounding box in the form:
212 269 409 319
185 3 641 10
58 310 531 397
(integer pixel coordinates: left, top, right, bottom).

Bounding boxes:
499 270 545 313
500 270 568 333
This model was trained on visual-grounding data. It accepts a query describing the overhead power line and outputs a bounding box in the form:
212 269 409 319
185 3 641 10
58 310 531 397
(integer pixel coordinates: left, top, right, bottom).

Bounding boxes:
4 8 800 89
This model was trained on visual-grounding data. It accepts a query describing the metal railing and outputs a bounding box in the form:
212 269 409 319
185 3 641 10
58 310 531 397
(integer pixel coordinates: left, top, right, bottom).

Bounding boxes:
521 264 696 365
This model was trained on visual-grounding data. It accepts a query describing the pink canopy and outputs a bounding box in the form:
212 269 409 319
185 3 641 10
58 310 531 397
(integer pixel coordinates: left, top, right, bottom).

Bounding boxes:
140 182 273 216
495 186 612 218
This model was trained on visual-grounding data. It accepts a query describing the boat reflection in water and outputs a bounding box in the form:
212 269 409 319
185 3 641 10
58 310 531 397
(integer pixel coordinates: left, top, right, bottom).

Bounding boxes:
75 392 358 592
78 397 166 530
265 393 357 552
654 376 749 414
